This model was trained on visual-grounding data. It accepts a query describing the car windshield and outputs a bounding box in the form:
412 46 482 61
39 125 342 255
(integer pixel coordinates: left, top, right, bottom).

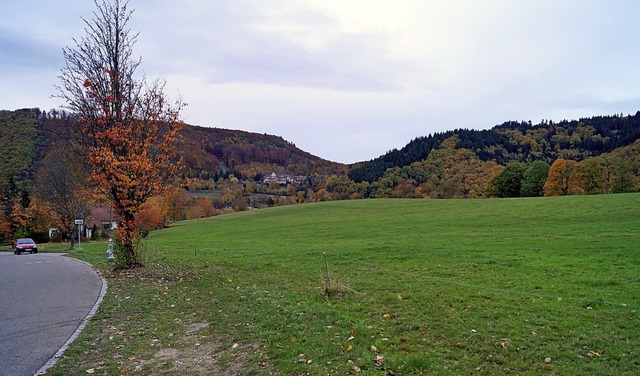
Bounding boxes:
17 238 35 244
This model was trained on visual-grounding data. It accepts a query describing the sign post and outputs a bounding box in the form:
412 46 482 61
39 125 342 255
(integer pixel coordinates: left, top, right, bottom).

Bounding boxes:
75 219 83 248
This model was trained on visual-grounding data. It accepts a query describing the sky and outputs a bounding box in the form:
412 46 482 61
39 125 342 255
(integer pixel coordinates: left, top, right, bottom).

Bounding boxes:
2 0 640 164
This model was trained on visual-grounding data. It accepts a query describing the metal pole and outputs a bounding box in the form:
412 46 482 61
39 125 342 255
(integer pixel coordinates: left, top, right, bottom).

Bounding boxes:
78 225 81 248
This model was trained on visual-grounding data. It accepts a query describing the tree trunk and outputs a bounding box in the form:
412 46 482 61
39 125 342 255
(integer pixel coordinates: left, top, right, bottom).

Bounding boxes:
115 212 142 269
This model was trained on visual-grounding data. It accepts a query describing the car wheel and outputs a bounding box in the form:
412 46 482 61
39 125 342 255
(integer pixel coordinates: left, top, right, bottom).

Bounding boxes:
33 250 38 254
17 251 21 255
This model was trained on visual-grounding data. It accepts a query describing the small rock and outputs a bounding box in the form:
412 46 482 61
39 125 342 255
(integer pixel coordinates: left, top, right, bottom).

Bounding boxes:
544 357 552 364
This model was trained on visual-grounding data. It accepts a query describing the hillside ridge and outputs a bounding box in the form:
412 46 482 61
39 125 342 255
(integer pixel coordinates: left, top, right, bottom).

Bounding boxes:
349 111 640 183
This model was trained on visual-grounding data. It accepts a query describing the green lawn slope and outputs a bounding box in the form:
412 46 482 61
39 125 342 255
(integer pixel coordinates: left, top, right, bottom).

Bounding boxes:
54 194 640 375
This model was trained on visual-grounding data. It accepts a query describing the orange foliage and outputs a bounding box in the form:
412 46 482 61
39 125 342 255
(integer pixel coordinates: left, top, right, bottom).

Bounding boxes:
10 199 33 236
136 206 165 234
0 212 10 240
57 0 186 267
167 190 192 222
186 196 216 220
544 159 579 196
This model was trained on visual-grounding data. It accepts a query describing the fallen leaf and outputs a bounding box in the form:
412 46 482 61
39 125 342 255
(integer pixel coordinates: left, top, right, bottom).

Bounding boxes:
544 357 552 364
374 355 385 366
370 345 378 353
86 369 95 374
587 350 601 358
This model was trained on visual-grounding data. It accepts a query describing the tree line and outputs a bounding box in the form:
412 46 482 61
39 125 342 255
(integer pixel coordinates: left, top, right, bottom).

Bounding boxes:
3 107 639 250
317 135 640 200
349 113 640 183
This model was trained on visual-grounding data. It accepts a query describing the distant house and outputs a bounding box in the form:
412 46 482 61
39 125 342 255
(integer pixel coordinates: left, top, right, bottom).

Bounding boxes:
262 172 304 185
84 204 117 238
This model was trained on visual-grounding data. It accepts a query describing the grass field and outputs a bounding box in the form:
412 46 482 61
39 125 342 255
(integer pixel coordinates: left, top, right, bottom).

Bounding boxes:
49 194 640 375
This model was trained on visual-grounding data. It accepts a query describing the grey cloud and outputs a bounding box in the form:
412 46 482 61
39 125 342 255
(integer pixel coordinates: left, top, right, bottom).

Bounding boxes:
138 2 417 92
0 31 62 71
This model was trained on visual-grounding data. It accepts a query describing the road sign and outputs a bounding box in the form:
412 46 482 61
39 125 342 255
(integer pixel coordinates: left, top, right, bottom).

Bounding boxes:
75 219 84 225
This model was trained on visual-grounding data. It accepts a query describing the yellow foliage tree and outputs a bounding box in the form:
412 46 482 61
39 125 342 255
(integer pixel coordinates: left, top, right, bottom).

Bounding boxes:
544 159 578 196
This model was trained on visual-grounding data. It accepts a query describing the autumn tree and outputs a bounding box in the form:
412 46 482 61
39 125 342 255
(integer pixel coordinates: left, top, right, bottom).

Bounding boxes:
186 196 216 220
136 196 169 236
544 159 578 196
35 144 89 248
57 0 184 268
166 190 192 222
9 199 33 239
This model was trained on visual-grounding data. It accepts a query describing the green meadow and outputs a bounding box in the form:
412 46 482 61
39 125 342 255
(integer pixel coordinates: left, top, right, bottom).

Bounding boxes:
52 194 640 375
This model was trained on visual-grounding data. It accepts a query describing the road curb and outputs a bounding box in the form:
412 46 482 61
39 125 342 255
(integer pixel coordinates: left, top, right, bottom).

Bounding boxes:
35 258 108 375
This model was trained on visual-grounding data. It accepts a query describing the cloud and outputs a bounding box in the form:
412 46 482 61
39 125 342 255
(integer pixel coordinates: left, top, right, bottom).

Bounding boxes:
134 1 420 92
3 0 640 163
0 31 61 71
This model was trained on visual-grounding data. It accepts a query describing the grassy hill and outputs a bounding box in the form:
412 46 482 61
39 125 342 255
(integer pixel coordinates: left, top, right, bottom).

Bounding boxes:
51 194 640 375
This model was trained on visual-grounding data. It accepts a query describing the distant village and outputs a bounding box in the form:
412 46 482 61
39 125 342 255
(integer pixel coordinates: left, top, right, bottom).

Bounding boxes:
261 172 306 186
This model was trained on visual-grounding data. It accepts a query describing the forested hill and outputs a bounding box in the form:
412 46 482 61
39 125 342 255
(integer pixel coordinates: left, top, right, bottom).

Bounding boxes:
178 125 345 182
2 108 345 187
348 112 640 183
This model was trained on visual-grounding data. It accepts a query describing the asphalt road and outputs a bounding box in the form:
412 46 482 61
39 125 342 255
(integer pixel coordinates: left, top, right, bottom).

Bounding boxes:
0 252 104 376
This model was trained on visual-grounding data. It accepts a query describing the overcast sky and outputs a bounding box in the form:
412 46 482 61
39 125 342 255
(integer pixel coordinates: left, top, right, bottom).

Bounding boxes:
2 1 640 163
